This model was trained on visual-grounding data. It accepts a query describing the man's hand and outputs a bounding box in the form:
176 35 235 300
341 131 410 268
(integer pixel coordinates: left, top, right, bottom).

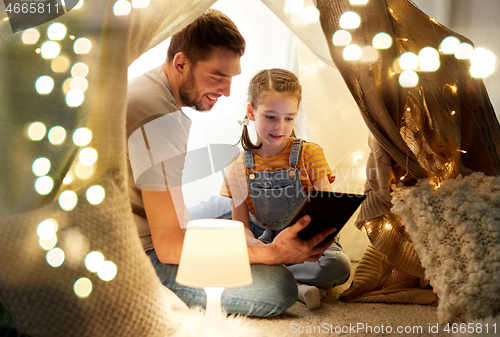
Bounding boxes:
247 215 336 265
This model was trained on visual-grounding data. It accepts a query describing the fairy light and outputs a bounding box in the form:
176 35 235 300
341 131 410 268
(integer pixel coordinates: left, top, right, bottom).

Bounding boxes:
339 11 361 29
73 127 93 146
32 157 51 176
69 35 75 40
39 235 57 250
470 47 497 78
85 251 104 272
37 219 58 240
71 63 89 78
46 248 65 267
332 30 352 46
74 278 92 298
284 0 303 14
28 122 46 140
62 78 72 94
419 47 440 72
300 6 319 23
458 149 467 154
79 147 98 166
343 44 362 61
51 56 70 73
399 70 419 87
41 41 61 59
48 126 66 145
35 176 54 195
372 32 392 49
47 23 67 40
21 28 40 44
399 52 419 70
454 43 473 60
132 0 150 8
451 110 456 115
66 89 85 107
70 77 89 92
86 185 105 205
73 38 92 54
63 173 74 185
113 0 132 16
59 190 78 211
361 46 379 62
35 76 55 94
75 162 93 179
440 36 461 54
35 48 41 54
97 261 118 281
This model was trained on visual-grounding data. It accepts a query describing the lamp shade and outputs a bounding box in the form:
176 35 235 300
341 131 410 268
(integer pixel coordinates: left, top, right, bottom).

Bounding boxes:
176 219 253 288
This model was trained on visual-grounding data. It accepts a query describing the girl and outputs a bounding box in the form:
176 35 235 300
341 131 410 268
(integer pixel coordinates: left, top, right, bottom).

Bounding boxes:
220 68 351 309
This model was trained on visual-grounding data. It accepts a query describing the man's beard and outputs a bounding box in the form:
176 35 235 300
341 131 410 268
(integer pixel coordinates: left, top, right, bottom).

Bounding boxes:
178 69 212 112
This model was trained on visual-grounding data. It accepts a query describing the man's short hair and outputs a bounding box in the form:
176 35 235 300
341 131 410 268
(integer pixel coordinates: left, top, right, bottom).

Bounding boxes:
167 9 246 64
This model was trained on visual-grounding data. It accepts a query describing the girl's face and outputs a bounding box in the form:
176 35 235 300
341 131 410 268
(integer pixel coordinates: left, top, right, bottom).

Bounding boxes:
247 91 298 155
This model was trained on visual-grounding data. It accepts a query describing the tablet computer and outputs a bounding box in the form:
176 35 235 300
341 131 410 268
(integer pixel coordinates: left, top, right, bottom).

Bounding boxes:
286 191 366 242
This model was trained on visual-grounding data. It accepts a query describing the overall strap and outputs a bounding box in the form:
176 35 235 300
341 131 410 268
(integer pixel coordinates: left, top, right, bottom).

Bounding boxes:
243 149 255 170
289 138 303 167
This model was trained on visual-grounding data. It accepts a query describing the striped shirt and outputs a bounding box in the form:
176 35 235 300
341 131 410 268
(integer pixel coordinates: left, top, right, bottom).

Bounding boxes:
220 140 335 216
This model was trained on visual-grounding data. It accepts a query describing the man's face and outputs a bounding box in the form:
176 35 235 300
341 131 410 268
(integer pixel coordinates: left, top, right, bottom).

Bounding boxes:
178 47 241 111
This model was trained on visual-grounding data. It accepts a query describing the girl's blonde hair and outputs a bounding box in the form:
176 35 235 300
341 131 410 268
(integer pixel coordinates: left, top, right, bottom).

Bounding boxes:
239 68 302 150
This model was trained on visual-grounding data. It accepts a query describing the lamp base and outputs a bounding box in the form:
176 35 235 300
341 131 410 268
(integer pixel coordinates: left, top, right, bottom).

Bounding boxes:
189 287 232 337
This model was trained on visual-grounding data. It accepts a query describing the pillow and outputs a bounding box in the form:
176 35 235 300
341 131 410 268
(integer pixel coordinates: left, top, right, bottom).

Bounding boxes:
0 168 184 337
392 172 500 323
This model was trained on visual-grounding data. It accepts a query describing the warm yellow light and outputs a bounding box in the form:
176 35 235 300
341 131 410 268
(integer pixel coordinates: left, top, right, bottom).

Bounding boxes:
74 278 92 298
71 62 89 78
35 48 41 54
399 70 419 87
73 127 93 146
28 122 46 140
85 251 105 272
343 44 362 61
75 162 94 179
48 126 66 145
300 6 319 23
21 28 40 44
399 52 419 70
51 56 70 73
35 76 54 95
70 77 89 92
66 89 85 107
458 149 467 154
361 46 379 62
41 41 61 59
63 173 74 185
59 190 78 211
451 110 456 115
37 219 58 240
97 261 118 281
74 38 92 54
332 30 351 46
62 78 72 94
440 36 460 54
47 23 67 40
39 235 57 250
419 47 440 72
113 0 132 16
339 11 361 29
32 157 51 176
35 176 54 195
79 147 98 166
470 47 497 78
86 185 105 205
46 248 65 267
131 0 149 8
372 32 392 49
284 0 303 14
454 43 473 60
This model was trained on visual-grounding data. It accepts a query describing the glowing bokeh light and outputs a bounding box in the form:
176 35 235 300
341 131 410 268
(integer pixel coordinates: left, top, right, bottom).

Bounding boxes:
71 62 89 78
48 126 66 145
75 162 94 179
63 78 72 94
339 11 361 29
79 147 98 166
21 28 40 44
46 248 65 267
63 173 73 185
132 0 150 8
41 41 61 59
399 52 419 70
113 0 132 16
74 38 92 54
74 278 92 298
51 56 70 73
37 219 58 240
440 36 461 54
70 77 89 92
399 70 419 87
85 251 105 272
47 22 67 40
28 122 46 140
343 44 362 61
419 47 440 72
361 46 379 62
470 47 497 78
73 128 93 146
59 190 78 211
332 30 351 46
66 89 85 107
284 0 303 14
39 235 57 250
86 185 105 205
32 157 51 176
372 32 392 49
35 76 55 94
455 43 474 60
300 6 319 23
35 176 54 195
97 261 118 281
350 0 368 4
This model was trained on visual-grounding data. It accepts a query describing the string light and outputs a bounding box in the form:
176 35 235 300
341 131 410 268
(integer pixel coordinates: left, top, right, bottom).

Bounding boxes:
300 6 319 23
113 0 132 16
27 122 46 140
35 76 55 95
51 56 70 73
86 185 105 205
451 110 456 115
35 176 54 195
458 149 467 154
74 278 92 298
399 70 419 87
32 157 51 176
46 248 65 267
47 23 67 40
332 30 352 46
48 126 67 145
339 11 361 29
21 28 40 44
59 190 78 211
85 251 104 272
97 261 118 281
37 219 58 240
454 43 473 60
41 41 61 59
73 127 93 146
343 44 362 61
372 32 392 49
79 147 98 166
440 36 460 54
73 38 92 54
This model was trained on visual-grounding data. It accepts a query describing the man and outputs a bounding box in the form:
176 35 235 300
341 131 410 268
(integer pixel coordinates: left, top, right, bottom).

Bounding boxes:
126 9 336 317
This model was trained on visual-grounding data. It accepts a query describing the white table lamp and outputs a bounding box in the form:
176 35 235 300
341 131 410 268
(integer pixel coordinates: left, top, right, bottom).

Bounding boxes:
176 219 253 336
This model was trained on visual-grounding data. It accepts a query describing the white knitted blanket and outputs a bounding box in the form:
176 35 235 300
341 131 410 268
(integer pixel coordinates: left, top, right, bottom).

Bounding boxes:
391 172 500 323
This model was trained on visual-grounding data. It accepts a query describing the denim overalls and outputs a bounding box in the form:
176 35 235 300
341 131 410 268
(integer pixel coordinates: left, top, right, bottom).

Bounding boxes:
244 138 307 244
